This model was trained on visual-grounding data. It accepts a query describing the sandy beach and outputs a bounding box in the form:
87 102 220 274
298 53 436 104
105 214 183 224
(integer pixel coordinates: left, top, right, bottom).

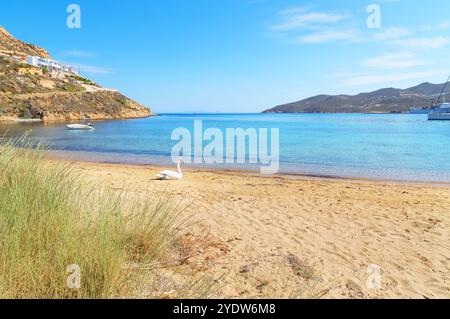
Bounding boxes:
57 159 450 299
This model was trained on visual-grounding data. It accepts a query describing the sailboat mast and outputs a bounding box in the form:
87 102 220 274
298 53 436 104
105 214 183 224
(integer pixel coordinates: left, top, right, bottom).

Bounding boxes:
433 74 450 109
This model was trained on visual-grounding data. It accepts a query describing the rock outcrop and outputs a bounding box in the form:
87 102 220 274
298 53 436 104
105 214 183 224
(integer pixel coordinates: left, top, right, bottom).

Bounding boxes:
0 90 151 121
0 26 50 59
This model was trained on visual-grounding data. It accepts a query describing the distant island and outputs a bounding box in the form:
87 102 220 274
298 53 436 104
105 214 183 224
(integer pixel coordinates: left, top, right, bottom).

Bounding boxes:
263 82 450 114
0 26 152 122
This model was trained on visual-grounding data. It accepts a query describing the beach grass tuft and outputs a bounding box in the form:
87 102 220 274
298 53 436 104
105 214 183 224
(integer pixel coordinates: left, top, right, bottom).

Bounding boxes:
0 137 184 298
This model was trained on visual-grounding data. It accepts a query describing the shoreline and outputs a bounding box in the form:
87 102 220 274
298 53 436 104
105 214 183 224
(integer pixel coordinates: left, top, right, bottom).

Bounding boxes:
45 152 450 188
0 114 156 123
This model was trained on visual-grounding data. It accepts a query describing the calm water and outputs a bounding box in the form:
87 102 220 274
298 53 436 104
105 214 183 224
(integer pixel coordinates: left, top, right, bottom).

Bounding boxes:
1 113 450 182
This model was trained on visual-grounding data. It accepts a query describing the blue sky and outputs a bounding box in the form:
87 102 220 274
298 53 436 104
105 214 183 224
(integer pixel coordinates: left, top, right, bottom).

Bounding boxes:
1 0 450 113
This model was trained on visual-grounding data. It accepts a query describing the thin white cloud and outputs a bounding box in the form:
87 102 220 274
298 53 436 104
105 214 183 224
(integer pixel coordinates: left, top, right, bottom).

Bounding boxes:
78 64 112 74
435 21 450 30
421 21 450 32
271 7 350 31
299 30 361 43
341 70 447 86
268 5 450 91
361 52 431 70
63 62 112 75
63 50 97 58
373 27 414 41
392 37 449 50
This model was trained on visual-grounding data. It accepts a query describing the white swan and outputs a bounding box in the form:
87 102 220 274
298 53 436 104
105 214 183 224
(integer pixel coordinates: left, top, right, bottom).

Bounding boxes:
157 160 183 180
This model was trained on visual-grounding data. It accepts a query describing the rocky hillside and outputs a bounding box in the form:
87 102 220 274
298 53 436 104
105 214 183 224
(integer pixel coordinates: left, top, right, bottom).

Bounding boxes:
0 26 50 59
264 83 450 114
0 26 152 121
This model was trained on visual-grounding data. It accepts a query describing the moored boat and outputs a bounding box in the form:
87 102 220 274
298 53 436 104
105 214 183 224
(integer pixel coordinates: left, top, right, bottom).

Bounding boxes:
428 75 450 121
66 123 95 130
428 103 450 120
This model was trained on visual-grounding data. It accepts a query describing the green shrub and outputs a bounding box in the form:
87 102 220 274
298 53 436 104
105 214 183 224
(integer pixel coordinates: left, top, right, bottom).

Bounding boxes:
70 75 98 87
58 83 85 93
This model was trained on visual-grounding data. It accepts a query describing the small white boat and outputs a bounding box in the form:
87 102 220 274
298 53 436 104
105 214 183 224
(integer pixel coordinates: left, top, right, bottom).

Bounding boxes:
66 123 95 130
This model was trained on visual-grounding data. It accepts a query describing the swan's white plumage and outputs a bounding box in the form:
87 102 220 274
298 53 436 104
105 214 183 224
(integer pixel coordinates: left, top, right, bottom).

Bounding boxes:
157 160 183 180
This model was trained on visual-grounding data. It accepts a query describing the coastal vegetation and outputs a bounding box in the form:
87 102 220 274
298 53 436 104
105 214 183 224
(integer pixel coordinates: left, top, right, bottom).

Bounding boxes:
57 83 85 93
0 137 185 298
70 74 98 87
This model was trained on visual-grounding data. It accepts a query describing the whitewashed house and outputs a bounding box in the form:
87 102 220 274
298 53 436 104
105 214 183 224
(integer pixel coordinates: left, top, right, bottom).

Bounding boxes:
26 56 77 74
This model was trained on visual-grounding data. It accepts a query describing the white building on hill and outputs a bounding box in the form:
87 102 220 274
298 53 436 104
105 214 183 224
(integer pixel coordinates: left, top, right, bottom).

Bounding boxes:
26 56 78 74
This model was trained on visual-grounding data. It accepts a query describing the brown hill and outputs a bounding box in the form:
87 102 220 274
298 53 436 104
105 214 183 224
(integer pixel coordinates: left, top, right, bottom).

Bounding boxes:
263 83 450 114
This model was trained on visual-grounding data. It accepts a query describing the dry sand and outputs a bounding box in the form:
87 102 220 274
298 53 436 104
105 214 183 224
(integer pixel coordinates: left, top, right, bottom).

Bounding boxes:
63 160 450 299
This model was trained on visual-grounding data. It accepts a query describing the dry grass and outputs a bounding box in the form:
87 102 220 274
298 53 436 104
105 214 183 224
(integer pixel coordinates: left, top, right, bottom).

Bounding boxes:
0 137 187 298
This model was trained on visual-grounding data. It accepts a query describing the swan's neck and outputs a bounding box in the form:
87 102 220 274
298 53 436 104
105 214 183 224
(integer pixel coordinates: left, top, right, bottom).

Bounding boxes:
177 162 182 175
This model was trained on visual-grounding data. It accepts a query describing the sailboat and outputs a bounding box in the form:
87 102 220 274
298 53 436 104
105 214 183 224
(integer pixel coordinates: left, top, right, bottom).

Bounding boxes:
428 103 450 120
428 75 450 120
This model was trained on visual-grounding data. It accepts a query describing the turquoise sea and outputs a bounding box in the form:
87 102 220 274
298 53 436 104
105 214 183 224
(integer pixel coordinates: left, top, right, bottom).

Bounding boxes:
1 113 450 182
